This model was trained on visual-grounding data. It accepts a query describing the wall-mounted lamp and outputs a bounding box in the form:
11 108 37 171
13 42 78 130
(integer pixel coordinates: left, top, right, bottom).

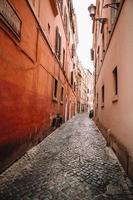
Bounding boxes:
88 4 107 24
103 2 120 10
88 4 96 19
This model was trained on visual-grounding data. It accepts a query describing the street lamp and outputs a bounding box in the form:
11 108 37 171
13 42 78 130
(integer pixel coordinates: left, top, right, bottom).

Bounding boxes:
88 4 107 24
88 4 96 20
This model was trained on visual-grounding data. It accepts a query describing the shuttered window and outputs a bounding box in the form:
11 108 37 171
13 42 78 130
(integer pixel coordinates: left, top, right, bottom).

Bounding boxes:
61 86 64 102
102 85 104 103
63 48 65 69
53 78 58 99
55 26 61 60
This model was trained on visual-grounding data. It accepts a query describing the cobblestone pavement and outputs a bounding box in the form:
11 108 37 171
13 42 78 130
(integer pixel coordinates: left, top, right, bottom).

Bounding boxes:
0 113 133 200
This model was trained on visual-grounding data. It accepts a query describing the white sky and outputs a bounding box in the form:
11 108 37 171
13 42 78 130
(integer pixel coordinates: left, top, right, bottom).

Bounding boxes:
73 0 96 73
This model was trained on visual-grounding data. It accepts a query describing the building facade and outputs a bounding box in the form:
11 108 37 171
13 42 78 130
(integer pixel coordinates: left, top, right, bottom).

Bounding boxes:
85 69 93 112
76 60 93 113
0 0 78 172
89 0 133 180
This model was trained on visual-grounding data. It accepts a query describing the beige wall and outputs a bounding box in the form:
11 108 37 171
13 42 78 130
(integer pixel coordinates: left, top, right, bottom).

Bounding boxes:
92 0 133 179
97 0 133 153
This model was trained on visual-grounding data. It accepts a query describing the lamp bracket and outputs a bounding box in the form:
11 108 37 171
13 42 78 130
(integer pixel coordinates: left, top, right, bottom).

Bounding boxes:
103 2 120 10
95 18 107 23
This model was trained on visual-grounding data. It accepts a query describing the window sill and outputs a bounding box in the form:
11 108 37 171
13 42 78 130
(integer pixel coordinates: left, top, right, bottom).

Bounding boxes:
53 97 58 103
112 95 118 103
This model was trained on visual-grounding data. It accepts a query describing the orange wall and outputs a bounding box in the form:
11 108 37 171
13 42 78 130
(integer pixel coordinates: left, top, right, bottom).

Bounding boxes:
0 0 76 172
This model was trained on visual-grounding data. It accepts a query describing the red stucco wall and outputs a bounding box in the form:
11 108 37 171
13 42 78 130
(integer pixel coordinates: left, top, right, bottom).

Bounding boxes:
0 0 76 172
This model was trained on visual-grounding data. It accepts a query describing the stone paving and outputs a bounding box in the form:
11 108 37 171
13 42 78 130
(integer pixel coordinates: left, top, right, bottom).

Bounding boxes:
0 113 133 200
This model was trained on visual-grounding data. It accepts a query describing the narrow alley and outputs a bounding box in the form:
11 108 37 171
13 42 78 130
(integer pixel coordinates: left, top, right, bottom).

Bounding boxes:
0 114 133 200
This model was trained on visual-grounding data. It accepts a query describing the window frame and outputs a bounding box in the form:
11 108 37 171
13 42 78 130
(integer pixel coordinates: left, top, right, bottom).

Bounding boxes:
62 48 65 69
55 26 62 60
112 66 118 103
60 86 64 104
101 85 104 108
53 78 58 102
71 71 74 86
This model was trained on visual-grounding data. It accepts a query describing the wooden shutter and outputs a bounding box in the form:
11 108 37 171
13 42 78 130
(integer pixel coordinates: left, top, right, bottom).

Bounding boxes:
55 27 59 54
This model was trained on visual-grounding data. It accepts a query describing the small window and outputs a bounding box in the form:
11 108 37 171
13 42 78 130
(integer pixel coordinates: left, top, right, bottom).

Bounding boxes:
62 49 65 69
73 82 76 92
111 0 120 25
55 27 61 60
113 67 118 95
61 86 64 103
72 44 75 58
102 30 105 53
71 71 73 86
90 48 94 61
97 93 99 108
53 78 58 99
48 23 50 34
55 27 59 54
74 82 76 92
59 35 61 60
101 85 104 105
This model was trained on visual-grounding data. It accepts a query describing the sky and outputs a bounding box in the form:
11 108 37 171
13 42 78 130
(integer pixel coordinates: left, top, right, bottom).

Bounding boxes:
73 0 96 73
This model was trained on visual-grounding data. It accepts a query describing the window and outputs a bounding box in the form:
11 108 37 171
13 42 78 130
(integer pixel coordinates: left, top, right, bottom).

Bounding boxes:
101 85 104 105
72 44 75 58
55 27 61 60
55 27 59 54
102 30 105 54
62 49 65 69
59 35 61 60
111 0 120 25
74 82 76 92
71 71 73 86
90 48 94 61
97 93 99 108
97 46 100 70
61 86 64 103
53 78 58 99
113 67 118 95
48 23 50 34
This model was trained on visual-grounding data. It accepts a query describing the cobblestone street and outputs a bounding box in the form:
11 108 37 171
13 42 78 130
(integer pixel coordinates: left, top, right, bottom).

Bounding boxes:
0 113 133 200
